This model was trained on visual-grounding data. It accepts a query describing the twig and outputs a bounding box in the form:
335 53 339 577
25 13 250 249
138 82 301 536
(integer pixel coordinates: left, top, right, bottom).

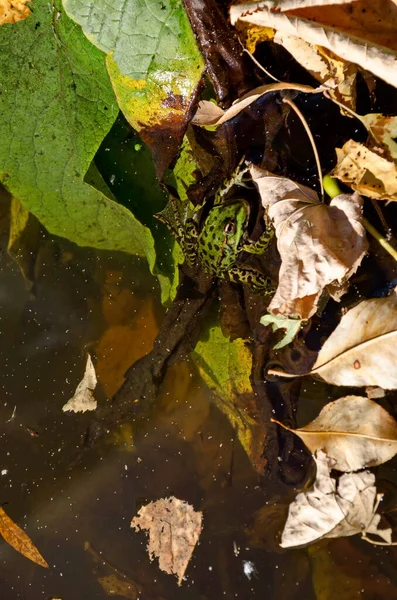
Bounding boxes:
243 49 280 83
282 96 324 201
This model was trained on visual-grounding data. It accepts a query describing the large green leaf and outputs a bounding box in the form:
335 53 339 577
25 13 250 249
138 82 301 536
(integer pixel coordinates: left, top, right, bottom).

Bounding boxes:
63 0 205 176
0 0 153 257
192 324 267 473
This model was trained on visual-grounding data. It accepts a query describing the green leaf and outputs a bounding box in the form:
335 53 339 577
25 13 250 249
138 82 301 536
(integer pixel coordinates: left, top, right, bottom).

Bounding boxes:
63 0 205 176
260 313 302 349
192 324 266 472
0 0 153 257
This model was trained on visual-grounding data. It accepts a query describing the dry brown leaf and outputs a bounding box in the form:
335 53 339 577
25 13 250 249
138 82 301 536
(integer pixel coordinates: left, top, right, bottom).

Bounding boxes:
192 82 319 127
131 497 202 586
62 354 97 413
230 2 397 87
269 290 397 387
251 167 368 319
331 139 397 200
280 451 392 548
274 396 397 471
0 0 30 25
0 507 49 567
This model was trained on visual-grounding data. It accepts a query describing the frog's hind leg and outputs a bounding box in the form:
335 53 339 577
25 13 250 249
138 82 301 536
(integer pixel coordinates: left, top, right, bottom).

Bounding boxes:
228 267 273 295
241 228 274 255
214 158 250 205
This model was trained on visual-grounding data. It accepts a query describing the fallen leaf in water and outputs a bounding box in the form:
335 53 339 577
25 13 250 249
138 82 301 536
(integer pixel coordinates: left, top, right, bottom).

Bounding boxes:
230 1 397 87
273 396 397 471
269 290 397 387
0 0 30 25
0 507 49 567
251 167 368 319
131 496 202 586
331 140 397 200
280 451 392 548
98 575 141 599
62 354 97 413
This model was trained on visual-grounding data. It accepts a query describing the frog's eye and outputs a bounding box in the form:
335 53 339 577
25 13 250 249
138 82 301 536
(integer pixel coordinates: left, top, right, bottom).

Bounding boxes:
224 220 236 235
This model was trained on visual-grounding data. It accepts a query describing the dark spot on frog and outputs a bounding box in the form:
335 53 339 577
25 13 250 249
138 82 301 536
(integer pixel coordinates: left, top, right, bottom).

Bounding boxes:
35 22 41 29
207 242 213 251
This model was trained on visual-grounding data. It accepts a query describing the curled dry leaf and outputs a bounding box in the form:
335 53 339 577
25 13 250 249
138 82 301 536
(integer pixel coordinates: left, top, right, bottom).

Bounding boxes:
230 2 397 87
0 507 49 568
131 497 203 586
273 396 397 471
331 140 397 200
269 289 397 388
251 166 368 320
192 82 319 126
280 451 392 548
361 114 397 161
62 354 97 413
0 0 31 25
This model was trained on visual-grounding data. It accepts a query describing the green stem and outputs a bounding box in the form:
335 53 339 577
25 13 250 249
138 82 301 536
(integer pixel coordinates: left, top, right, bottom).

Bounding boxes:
323 175 397 264
362 217 397 263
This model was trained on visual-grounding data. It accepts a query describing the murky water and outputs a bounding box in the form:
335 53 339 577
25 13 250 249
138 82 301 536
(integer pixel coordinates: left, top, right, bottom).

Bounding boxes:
1 189 397 599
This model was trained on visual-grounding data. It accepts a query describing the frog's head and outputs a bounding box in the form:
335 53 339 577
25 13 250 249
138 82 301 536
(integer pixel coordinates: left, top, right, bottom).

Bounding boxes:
198 200 250 274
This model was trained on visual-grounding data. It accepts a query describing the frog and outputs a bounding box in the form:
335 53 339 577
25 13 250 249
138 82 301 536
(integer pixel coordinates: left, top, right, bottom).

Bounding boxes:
159 168 274 294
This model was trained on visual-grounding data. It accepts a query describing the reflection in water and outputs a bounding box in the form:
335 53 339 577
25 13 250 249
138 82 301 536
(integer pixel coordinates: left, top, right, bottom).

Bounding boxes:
0 191 396 599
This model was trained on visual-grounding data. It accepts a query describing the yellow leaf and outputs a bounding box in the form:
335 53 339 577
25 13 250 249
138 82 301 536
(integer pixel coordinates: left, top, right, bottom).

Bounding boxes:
331 140 397 200
0 0 30 25
0 507 49 568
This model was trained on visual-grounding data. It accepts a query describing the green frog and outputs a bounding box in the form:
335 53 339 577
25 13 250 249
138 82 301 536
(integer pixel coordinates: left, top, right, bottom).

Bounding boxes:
159 171 274 294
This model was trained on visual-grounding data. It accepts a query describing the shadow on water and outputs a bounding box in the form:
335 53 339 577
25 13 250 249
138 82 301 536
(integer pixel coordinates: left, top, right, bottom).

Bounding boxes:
0 188 397 599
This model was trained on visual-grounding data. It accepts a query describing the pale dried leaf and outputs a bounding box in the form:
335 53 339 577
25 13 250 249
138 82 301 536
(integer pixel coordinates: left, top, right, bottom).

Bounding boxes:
269 290 397 388
192 82 319 127
0 507 49 567
62 354 97 413
0 0 30 25
230 4 397 87
251 167 368 319
280 451 392 548
275 396 397 471
131 496 202 586
311 290 397 388
331 140 397 200
272 33 357 108
276 0 358 8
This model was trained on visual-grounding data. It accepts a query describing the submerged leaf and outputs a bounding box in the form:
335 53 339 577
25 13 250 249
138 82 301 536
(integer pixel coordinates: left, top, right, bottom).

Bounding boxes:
252 167 368 319
131 497 202 586
0 507 49 567
274 396 397 471
280 451 392 548
192 325 267 473
62 354 97 413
